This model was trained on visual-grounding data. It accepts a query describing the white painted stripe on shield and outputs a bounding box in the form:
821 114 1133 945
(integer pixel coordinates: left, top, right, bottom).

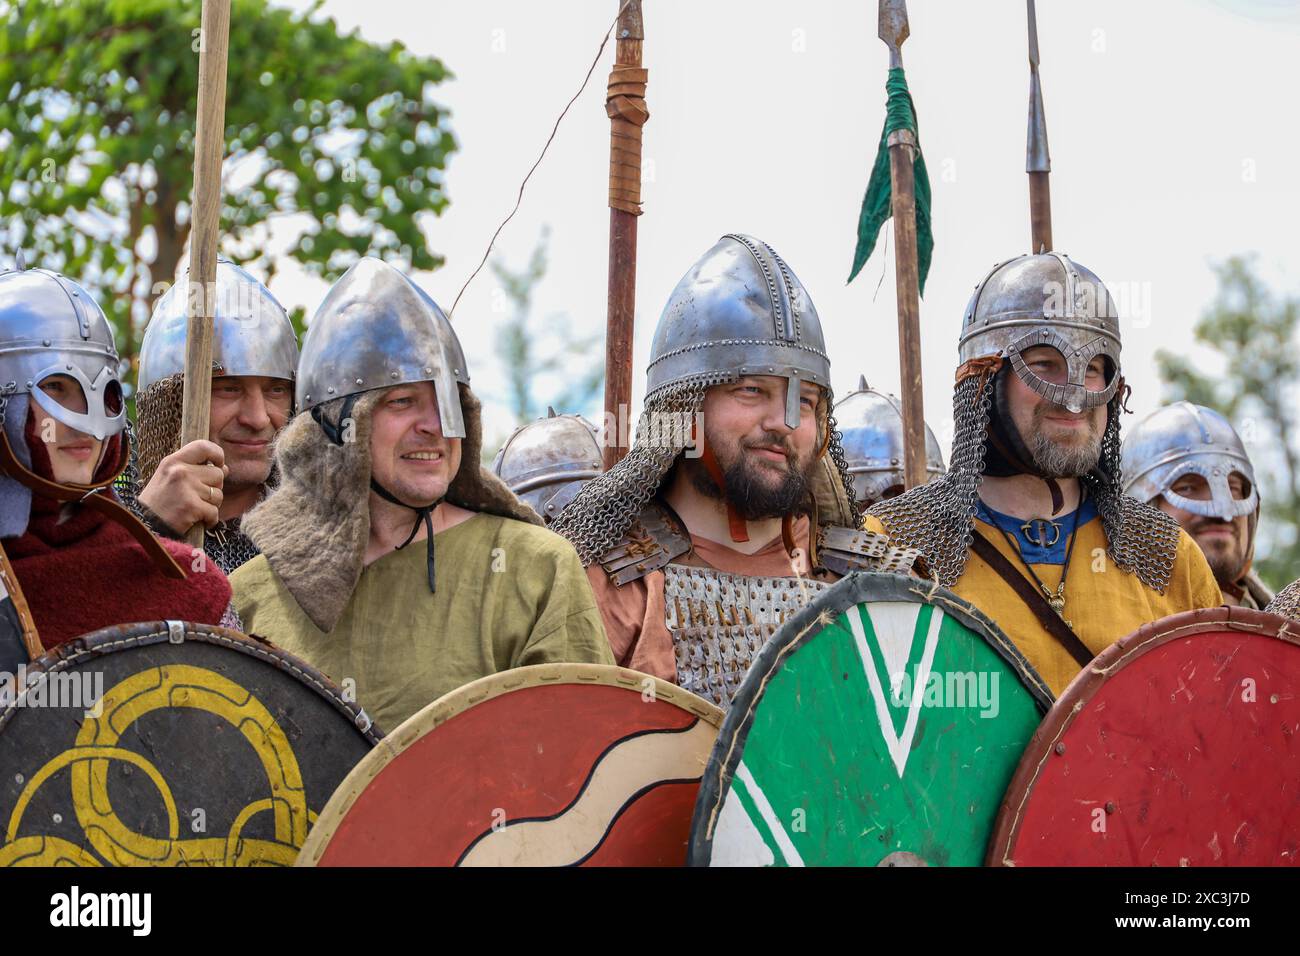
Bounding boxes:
848 604 945 778
712 782 776 867
735 760 805 866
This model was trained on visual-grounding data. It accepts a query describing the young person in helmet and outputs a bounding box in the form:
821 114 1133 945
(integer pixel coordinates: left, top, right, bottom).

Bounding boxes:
0 265 234 660
229 258 611 732
865 254 1222 695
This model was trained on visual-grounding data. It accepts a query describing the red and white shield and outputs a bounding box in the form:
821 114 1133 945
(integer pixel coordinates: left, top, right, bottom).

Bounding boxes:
297 663 722 867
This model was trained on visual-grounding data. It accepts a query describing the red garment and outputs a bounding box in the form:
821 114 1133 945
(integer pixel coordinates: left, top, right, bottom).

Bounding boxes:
3 411 231 652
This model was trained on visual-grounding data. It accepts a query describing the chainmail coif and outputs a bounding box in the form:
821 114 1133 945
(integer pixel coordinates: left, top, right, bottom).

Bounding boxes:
552 379 862 567
1267 579 1300 622
867 370 1182 593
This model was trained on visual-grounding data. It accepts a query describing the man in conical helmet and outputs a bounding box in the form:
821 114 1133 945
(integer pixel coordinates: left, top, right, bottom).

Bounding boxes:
128 259 299 574
865 253 1221 694
491 408 603 524
1122 401 1273 609
551 234 919 709
0 263 234 663
835 375 946 507
230 257 611 732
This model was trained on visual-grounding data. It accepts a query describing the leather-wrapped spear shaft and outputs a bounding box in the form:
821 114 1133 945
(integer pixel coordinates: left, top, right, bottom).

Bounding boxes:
603 0 647 469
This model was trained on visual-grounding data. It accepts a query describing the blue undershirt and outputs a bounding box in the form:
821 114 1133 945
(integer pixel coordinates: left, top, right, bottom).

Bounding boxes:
974 496 1100 565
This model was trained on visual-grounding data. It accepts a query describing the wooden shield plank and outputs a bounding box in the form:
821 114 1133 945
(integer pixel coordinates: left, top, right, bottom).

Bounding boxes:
690 572 1052 866
989 607 1300 866
298 663 723 867
0 621 378 867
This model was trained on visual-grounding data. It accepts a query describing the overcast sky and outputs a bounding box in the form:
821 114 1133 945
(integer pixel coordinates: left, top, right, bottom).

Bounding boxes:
262 0 1300 471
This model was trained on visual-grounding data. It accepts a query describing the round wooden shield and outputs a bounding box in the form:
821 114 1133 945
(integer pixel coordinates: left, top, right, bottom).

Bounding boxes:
297 663 724 866
689 572 1053 867
0 621 379 867
988 607 1300 866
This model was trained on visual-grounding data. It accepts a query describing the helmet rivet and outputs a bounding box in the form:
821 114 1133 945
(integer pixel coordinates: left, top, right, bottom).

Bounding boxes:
72 291 78 297
768 367 774 373
327 386 335 394
424 367 433 375
42 339 50 347
65 365 72 371
454 368 461 375
355 378 363 385
390 371 399 379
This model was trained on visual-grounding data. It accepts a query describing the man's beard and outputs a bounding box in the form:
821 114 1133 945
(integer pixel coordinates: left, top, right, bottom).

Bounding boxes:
1190 520 1247 587
1026 406 1104 478
689 437 815 520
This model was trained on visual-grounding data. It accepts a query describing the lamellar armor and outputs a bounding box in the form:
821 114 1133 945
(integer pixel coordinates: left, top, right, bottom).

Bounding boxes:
868 253 1182 592
551 234 919 707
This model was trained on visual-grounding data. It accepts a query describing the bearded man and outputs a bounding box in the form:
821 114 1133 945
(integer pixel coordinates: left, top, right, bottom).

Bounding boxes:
127 259 299 574
552 233 919 709
865 253 1221 695
1122 402 1272 608
230 258 611 732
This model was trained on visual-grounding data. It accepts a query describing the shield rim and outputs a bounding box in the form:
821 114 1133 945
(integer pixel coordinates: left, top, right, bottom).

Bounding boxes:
0 619 382 745
295 661 724 867
986 605 1300 866
687 570 1054 867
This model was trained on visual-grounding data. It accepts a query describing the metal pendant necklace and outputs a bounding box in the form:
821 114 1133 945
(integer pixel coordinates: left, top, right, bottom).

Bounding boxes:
994 491 1085 628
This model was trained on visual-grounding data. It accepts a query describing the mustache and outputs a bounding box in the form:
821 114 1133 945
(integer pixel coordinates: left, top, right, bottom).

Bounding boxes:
1190 518 1236 533
742 436 795 458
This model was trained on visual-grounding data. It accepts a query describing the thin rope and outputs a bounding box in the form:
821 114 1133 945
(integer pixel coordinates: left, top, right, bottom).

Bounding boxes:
449 0 632 319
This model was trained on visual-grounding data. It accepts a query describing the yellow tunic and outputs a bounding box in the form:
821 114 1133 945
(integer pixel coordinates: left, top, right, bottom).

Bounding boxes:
230 513 613 733
863 510 1222 696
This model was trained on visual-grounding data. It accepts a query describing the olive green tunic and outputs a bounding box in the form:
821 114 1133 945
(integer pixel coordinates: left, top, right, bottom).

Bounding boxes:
230 513 612 732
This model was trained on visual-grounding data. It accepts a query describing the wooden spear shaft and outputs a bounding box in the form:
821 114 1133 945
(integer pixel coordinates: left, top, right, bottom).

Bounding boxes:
603 0 644 470
180 0 231 548
879 0 927 490
886 129 928 490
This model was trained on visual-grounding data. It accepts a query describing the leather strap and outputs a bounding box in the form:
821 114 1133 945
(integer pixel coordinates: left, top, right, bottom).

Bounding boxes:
0 428 186 580
0 537 41 659
969 530 1094 669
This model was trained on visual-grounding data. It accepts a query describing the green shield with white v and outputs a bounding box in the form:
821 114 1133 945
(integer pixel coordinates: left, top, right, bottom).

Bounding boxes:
704 592 1046 867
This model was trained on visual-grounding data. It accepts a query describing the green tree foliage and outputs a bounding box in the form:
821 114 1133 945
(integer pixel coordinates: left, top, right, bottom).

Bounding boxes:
0 0 455 392
1156 255 1300 589
484 227 604 464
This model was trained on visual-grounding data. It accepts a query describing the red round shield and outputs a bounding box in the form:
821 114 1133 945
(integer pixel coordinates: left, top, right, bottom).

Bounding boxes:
989 607 1300 866
297 664 723 867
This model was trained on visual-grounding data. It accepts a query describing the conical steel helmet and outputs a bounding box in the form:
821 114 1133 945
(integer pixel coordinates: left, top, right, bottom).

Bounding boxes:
139 258 298 392
297 257 467 438
646 233 830 429
834 375 945 505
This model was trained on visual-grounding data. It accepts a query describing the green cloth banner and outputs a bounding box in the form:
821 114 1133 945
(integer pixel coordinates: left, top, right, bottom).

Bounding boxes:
847 67 933 294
